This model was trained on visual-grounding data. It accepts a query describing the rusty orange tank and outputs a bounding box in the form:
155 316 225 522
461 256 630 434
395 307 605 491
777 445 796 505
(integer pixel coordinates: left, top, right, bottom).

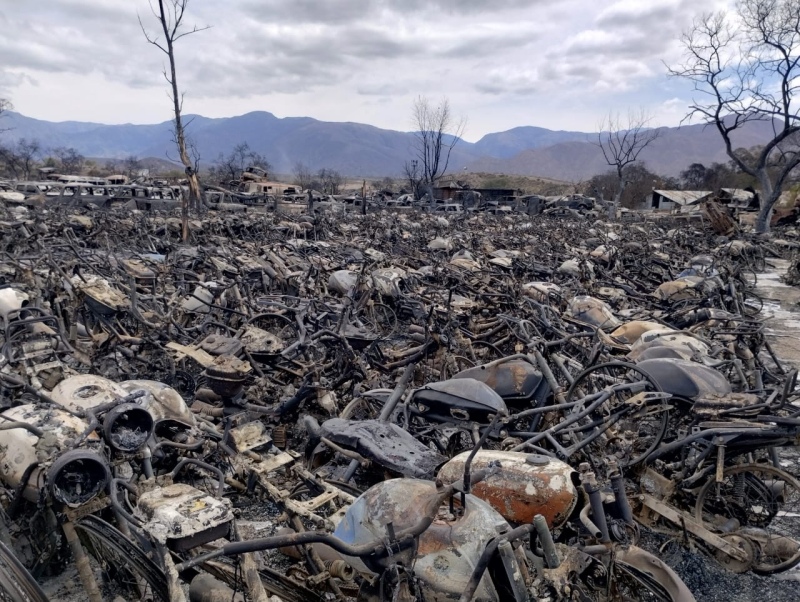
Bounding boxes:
437 450 579 528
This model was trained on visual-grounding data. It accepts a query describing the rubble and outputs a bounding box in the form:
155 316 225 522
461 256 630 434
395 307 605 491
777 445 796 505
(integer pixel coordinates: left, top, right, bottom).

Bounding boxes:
0 199 798 601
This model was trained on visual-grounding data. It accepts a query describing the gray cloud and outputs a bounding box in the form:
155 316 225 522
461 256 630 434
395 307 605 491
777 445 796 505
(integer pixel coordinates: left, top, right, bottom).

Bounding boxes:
440 30 537 58
51 0 134 22
242 0 553 23
0 0 561 102
595 0 703 30
0 1 161 85
241 0 375 24
0 71 35 96
357 82 408 96
473 0 722 97
0 0 735 135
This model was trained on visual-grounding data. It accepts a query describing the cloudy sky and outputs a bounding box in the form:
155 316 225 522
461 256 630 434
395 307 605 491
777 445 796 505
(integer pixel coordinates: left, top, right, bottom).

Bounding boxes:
0 0 729 140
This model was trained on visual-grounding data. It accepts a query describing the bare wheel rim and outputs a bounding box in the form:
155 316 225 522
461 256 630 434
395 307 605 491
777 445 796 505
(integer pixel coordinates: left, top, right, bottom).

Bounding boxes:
695 463 800 574
612 560 682 602
339 395 385 420
565 362 668 474
0 541 48 602
354 303 397 338
75 516 169 601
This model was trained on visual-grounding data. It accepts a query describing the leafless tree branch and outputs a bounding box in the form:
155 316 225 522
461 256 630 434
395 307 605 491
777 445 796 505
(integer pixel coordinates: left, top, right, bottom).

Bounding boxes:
668 1 800 232
410 96 466 202
139 0 210 240
595 109 661 206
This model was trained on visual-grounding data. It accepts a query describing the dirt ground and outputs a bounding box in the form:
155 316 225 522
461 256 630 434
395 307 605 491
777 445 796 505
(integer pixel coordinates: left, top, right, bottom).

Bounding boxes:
756 258 800 367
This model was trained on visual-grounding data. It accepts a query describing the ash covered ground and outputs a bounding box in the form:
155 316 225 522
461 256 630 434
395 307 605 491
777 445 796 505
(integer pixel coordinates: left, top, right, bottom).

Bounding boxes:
1 204 799 601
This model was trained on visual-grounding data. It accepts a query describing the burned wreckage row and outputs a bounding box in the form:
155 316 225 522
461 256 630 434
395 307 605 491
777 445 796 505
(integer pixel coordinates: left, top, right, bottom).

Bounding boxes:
0 202 797 601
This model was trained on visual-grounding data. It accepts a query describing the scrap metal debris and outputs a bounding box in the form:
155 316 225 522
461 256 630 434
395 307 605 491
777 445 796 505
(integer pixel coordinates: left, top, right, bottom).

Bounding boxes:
0 198 799 601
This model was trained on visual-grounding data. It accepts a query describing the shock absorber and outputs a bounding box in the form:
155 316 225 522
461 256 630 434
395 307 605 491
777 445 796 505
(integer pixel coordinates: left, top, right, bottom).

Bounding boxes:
608 459 634 525
580 464 611 543
533 514 560 568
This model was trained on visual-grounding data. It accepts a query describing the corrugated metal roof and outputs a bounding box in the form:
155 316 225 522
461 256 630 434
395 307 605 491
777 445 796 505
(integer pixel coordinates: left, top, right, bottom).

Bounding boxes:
652 190 713 205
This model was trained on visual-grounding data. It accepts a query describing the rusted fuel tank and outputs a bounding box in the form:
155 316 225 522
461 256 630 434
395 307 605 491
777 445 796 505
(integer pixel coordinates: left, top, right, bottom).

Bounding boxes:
334 478 512 601
438 450 579 528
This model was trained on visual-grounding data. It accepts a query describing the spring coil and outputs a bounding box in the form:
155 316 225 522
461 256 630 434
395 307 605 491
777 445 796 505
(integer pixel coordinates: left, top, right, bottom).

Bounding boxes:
272 424 287 449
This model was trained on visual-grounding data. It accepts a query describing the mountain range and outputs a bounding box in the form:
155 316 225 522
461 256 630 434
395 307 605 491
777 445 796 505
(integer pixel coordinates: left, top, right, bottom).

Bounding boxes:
0 110 775 182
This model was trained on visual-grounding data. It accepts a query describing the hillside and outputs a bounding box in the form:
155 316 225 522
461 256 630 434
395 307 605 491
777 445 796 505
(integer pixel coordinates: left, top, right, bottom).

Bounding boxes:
0 110 776 180
467 120 774 181
472 126 589 158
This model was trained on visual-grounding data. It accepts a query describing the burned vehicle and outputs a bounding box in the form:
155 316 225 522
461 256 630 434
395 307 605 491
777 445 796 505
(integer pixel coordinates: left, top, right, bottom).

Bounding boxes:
44 184 119 209
0 182 25 203
111 184 181 210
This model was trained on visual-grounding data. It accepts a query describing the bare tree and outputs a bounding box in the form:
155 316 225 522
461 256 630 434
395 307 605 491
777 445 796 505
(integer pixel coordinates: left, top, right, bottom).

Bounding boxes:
0 138 41 179
584 165 676 209
377 176 395 192
402 159 421 198
0 99 12 134
215 142 271 183
139 0 209 241
122 155 143 178
411 96 466 202
103 158 121 174
668 2 800 232
52 146 84 174
317 168 344 194
293 161 314 190
16 139 42 179
186 138 202 189
596 109 661 208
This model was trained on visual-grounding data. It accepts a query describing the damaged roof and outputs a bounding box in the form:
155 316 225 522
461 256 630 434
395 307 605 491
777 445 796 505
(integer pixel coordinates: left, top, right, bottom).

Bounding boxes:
720 188 756 202
652 190 713 205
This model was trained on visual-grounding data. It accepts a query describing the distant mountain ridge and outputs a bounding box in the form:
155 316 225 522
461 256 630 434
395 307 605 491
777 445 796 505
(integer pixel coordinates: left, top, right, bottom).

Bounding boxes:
0 110 776 180
472 126 590 158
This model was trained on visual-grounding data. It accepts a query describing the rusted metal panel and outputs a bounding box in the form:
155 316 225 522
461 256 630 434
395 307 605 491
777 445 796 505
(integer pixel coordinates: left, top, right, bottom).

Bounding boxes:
438 450 578 528
334 478 506 600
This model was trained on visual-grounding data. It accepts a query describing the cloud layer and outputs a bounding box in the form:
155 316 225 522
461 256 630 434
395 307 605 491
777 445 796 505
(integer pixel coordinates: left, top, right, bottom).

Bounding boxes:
0 0 729 137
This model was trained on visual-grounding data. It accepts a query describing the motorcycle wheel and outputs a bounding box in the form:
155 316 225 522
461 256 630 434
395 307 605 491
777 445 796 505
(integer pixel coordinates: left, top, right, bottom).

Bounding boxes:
0 541 48 602
695 463 800 574
565 362 668 475
75 516 169 602
610 546 696 602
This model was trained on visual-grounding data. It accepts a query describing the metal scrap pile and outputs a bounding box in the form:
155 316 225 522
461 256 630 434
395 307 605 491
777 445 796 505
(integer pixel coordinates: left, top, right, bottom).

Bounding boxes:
0 200 799 601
